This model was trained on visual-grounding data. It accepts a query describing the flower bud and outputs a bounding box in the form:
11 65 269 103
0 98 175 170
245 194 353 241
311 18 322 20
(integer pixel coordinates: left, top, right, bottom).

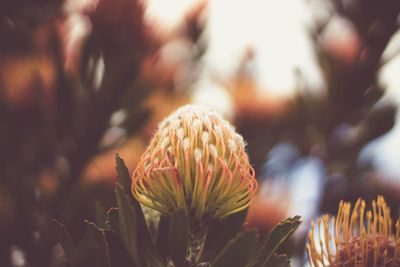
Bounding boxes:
132 104 257 222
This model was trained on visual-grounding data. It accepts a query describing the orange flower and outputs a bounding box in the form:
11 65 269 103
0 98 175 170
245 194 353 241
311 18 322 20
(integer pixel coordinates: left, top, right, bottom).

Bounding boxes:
307 196 400 267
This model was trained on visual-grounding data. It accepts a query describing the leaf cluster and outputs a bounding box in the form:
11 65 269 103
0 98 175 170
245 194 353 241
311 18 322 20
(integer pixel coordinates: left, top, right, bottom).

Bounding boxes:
52 155 301 267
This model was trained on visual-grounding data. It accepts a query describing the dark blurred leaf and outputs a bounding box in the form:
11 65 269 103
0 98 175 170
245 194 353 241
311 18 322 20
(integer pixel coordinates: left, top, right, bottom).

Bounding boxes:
104 230 134 267
211 230 258 267
141 233 165 266
79 34 102 93
115 183 141 266
203 209 247 260
363 85 384 108
0 0 64 17
360 104 396 142
255 216 301 267
168 210 188 267
263 254 291 267
85 220 110 267
328 104 396 166
119 77 153 108
123 107 152 137
50 219 77 267
97 52 141 105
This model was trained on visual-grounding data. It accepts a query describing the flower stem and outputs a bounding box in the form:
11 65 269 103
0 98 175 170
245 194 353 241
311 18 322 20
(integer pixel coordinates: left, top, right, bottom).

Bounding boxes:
187 223 208 266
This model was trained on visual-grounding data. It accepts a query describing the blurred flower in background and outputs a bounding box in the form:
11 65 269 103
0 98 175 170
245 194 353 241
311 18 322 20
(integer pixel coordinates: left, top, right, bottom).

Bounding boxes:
245 180 291 236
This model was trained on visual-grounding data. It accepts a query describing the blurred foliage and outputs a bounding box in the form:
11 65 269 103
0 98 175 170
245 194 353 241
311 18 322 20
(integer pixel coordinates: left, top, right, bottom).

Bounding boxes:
0 0 206 265
0 0 152 265
238 0 398 172
235 0 399 209
229 0 400 262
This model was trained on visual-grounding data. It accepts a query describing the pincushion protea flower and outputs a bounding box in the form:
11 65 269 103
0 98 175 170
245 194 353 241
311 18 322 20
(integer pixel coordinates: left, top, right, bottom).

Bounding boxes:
131 104 257 222
307 196 400 267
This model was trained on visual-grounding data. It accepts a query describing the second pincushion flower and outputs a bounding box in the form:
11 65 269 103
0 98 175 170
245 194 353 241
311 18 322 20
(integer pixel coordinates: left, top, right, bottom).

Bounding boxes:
307 196 400 267
131 104 257 222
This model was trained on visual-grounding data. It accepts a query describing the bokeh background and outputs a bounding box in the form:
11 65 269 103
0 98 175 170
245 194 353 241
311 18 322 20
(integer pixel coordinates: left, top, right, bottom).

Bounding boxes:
1 0 400 266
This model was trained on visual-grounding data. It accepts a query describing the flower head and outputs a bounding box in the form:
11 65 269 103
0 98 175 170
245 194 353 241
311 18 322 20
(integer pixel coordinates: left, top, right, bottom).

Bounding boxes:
307 196 400 267
131 104 257 222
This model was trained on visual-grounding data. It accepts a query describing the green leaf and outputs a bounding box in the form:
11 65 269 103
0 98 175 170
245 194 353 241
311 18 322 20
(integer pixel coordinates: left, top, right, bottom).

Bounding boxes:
106 207 120 233
212 230 258 267
263 254 291 267
115 154 132 195
256 216 301 267
85 220 111 267
203 209 247 260
50 219 76 266
115 183 141 266
168 210 188 267
115 155 164 267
